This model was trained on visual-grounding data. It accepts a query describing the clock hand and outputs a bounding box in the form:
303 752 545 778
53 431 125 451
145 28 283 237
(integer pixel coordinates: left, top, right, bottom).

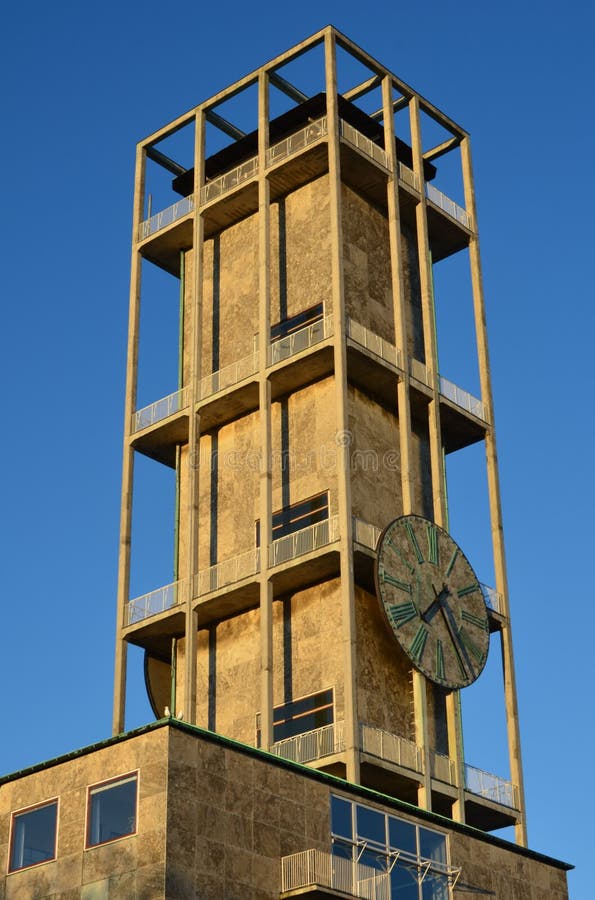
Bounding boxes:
421 583 449 623
439 599 474 678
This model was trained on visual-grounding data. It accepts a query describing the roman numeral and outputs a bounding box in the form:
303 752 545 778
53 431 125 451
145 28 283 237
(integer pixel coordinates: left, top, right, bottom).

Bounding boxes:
386 538 415 574
409 624 429 665
427 523 439 566
461 609 487 630
404 522 424 564
380 568 412 593
445 547 458 577
436 639 445 680
458 627 486 666
457 582 480 598
389 600 418 628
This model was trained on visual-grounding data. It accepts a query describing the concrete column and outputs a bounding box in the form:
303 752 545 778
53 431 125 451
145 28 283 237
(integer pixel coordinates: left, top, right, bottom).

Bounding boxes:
112 143 145 735
257 70 274 751
184 109 207 725
325 29 360 784
461 136 527 845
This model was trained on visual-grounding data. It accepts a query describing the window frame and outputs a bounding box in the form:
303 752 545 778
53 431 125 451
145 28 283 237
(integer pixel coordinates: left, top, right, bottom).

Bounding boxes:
256 490 329 547
85 771 139 850
8 797 59 873
256 685 335 746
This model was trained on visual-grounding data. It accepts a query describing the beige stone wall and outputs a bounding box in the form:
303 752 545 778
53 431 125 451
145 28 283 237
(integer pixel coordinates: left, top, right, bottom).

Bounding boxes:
0 730 168 899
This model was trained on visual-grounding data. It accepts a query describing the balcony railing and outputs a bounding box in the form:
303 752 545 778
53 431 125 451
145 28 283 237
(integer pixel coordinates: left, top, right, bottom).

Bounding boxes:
340 120 389 169
268 315 332 366
429 750 458 786
281 850 390 900
346 319 401 370
425 183 471 229
271 722 344 765
132 387 188 433
199 350 258 400
409 356 432 387
200 157 259 205
267 116 328 167
360 723 423 773
269 515 339 568
196 548 260 597
138 196 194 241
465 764 519 809
126 579 187 626
439 375 485 420
397 161 419 190
481 583 503 615
352 517 382 552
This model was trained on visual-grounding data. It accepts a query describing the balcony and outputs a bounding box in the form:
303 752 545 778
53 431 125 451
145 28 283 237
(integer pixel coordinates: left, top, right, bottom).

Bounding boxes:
346 319 401 371
200 157 259 206
199 350 259 401
270 722 344 765
280 849 390 900
268 314 332 367
352 517 382 553
429 749 457 787
425 183 471 230
269 515 339 568
131 387 189 433
340 120 389 170
196 548 260 597
439 375 484 420
267 116 328 168
465 763 519 809
126 579 187 626
138 196 194 241
360 724 422 774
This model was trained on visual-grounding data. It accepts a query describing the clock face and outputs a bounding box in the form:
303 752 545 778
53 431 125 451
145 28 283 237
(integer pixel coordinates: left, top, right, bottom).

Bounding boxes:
375 515 489 690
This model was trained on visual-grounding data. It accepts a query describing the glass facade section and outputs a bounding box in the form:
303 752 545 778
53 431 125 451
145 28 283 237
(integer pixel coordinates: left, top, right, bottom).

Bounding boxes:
9 801 58 872
331 795 452 900
86 774 138 848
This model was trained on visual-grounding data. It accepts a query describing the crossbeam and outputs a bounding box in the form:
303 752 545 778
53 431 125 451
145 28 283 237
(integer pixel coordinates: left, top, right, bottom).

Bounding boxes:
205 110 246 141
269 71 309 103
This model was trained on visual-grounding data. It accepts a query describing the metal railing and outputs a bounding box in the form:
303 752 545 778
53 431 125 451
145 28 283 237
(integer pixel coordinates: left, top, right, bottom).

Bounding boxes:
439 375 485 420
132 387 188 433
340 120 389 169
267 116 328 167
271 722 344 765
360 724 423 773
352 517 382 552
138 196 194 241
425 183 471 229
465 764 519 809
200 157 259 205
199 350 258 400
281 849 390 900
269 515 339 568
397 161 419 190
269 314 332 366
346 318 402 370
409 356 431 386
481 583 503 614
126 579 187 626
196 548 260 597
429 749 458 786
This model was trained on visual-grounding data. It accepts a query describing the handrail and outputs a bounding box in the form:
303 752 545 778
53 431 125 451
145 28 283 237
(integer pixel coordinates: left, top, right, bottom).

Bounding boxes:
346 318 401 369
271 722 344 764
196 548 260 597
340 120 389 169
266 116 328 167
131 387 189 433
439 375 485 420
465 763 519 809
481 583 503 614
425 182 471 229
268 314 332 365
352 517 382 552
200 156 259 205
429 749 458 786
126 580 187 626
199 350 258 400
138 196 193 241
269 515 339 568
360 723 423 773
281 849 390 899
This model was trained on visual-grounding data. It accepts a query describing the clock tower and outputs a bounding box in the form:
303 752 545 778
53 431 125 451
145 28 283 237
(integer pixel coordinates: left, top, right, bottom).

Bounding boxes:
113 25 526 846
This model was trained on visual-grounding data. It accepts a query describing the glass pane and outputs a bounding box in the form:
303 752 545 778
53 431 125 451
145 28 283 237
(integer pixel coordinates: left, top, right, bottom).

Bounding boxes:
356 805 386 846
360 847 386 872
88 777 137 846
422 872 449 900
419 828 446 865
10 802 57 871
389 816 417 855
391 862 419 900
332 837 353 861
331 796 353 839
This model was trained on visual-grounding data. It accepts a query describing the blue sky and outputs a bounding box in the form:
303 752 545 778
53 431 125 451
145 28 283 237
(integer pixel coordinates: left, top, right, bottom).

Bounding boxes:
1 2 592 896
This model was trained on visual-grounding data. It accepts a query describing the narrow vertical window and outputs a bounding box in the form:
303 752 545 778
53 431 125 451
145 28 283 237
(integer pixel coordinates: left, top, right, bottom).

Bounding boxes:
86 773 138 848
9 800 58 872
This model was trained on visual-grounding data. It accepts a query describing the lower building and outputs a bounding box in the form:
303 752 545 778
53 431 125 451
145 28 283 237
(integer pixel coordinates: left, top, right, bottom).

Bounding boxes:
0 719 570 899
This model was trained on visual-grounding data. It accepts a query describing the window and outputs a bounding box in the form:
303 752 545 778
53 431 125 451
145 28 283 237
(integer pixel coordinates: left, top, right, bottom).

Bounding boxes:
331 796 452 900
9 800 58 872
86 773 138 848
256 492 329 546
271 303 323 341
257 688 334 746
